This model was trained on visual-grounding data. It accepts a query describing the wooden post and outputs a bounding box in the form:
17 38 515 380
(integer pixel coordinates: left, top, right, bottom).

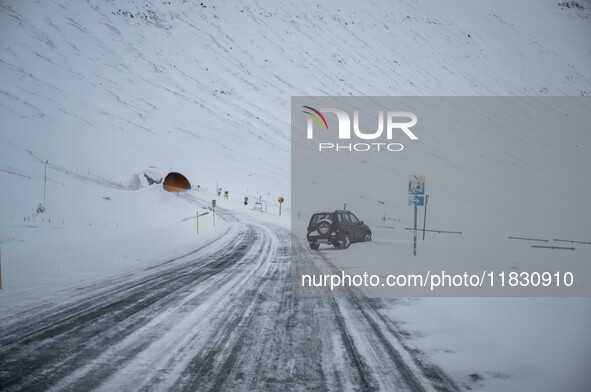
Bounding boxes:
213 211 216 227
196 211 199 235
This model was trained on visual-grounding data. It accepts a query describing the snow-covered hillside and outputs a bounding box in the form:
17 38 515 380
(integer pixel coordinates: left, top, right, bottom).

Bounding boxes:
1 0 591 391
1 0 590 207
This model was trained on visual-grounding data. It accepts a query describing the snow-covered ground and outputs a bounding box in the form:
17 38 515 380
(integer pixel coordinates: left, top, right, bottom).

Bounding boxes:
1 0 591 390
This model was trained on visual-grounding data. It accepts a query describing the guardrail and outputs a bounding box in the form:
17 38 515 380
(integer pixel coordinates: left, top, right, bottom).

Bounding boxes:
531 245 575 251
405 228 462 234
508 236 548 243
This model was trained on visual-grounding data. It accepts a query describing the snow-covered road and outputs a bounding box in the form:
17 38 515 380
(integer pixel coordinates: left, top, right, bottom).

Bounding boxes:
0 211 457 392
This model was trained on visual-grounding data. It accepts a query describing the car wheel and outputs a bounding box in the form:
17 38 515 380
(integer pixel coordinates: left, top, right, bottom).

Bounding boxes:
341 234 351 249
309 242 320 250
364 232 372 242
318 221 331 235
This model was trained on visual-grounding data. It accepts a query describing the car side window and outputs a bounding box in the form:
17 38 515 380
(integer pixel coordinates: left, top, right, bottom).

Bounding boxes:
348 213 360 224
339 212 351 224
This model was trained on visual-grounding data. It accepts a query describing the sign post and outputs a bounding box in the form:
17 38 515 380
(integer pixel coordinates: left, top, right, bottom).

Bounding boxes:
408 176 425 256
423 194 429 240
278 197 284 216
413 204 418 256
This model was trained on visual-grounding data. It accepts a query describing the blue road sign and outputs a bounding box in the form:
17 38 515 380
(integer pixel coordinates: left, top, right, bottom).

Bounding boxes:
244 201 248 205
409 175 425 195
409 195 425 206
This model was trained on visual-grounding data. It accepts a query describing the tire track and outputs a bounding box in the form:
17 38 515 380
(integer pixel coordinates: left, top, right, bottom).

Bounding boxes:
292 233 460 392
0 224 255 391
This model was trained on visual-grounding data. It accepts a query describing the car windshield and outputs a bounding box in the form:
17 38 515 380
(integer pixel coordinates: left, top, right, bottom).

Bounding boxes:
310 213 335 225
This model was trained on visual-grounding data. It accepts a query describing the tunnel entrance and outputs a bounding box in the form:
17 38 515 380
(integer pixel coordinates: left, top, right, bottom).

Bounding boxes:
163 172 191 192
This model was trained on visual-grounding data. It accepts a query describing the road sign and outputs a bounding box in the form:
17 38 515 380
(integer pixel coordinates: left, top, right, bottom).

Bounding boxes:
278 197 284 215
408 175 425 195
244 196 248 201
244 201 248 205
408 195 425 206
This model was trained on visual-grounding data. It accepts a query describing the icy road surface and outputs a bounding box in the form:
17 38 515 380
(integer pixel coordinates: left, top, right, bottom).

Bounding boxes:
0 215 456 392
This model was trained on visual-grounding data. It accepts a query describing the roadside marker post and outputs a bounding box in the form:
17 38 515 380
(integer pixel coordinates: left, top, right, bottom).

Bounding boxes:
278 197 284 216
212 199 216 227
196 211 199 235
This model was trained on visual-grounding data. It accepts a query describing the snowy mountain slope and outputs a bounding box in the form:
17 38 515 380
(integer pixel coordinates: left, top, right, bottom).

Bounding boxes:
1 0 590 207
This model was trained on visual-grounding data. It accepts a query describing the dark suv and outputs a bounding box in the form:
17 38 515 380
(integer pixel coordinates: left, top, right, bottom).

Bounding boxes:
307 210 372 250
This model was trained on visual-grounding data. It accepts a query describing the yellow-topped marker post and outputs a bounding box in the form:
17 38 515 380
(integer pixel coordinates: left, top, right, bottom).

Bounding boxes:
278 197 284 216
